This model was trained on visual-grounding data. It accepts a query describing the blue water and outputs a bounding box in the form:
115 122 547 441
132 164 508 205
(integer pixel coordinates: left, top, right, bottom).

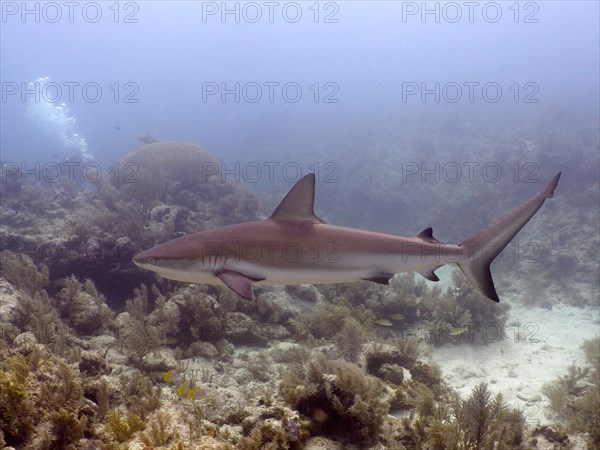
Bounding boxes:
1 4 599 448
1 1 598 175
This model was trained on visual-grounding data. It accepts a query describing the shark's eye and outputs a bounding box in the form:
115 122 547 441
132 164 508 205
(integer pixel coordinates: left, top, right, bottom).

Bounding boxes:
149 258 156 265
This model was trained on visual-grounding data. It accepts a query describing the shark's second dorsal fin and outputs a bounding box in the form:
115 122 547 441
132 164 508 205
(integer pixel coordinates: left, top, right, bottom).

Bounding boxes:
270 174 324 222
416 227 440 243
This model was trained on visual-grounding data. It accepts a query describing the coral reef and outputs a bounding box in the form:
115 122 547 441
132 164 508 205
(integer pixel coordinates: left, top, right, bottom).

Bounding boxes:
0 344 101 448
0 129 597 448
0 250 49 296
0 141 265 304
0 263 576 449
56 275 114 334
336 317 366 363
0 352 34 446
426 272 511 346
542 336 600 449
315 272 511 347
392 382 525 449
280 355 391 446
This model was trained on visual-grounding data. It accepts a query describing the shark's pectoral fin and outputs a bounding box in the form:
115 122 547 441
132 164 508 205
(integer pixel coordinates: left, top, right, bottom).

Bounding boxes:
216 270 264 301
363 273 395 285
417 269 440 282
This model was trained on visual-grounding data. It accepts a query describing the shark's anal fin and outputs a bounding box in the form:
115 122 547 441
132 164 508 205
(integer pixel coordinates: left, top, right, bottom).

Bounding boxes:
417 269 440 282
363 273 395 285
415 229 441 281
216 270 264 301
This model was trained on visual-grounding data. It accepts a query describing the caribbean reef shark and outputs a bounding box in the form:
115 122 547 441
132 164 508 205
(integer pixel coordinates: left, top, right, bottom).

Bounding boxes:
133 172 561 302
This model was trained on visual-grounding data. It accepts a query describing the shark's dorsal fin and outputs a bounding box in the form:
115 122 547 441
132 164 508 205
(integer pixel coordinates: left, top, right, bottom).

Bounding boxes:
416 227 440 243
270 174 324 222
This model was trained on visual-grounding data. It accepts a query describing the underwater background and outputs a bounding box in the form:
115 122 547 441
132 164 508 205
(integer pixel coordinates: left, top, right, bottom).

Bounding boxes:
0 1 599 449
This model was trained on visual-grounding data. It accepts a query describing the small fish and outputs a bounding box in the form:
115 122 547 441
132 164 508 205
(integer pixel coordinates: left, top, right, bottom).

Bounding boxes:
52 277 68 289
162 370 174 383
187 386 200 400
390 313 405 321
450 326 469 336
375 319 393 327
165 336 178 345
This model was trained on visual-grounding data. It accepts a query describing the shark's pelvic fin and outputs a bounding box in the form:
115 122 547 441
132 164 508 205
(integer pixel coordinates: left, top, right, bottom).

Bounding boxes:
270 174 324 223
362 273 395 285
217 270 263 301
458 172 561 302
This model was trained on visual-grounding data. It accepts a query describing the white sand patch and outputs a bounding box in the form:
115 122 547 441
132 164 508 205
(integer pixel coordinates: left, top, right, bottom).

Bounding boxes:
431 300 599 425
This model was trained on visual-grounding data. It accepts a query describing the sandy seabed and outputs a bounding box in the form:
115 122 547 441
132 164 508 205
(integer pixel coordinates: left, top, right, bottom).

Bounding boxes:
432 295 599 427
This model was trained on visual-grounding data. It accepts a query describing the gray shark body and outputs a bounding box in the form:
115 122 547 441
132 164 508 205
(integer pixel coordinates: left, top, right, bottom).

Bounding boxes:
133 172 561 301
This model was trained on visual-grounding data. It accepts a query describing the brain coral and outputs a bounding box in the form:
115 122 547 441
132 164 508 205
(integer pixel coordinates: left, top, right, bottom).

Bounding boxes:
114 140 220 189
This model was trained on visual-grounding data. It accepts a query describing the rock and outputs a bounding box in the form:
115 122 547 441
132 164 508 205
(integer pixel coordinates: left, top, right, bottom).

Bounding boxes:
114 311 131 330
67 291 101 332
138 349 178 373
147 298 181 337
79 351 110 376
256 286 316 319
0 277 20 323
225 312 268 346
516 393 542 403
14 331 37 348
454 365 478 379
56 277 110 334
84 238 103 262
285 284 325 303
184 341 219 359
261 324 291 341
270 342 307 363
114 236 136 261
87 335 118 355
540 344 565 351
305 436 344 449
199 383 246 424
364 341 418 375
378 363 405 385
533 425 569 445
284 411 302 442
539 299 554 310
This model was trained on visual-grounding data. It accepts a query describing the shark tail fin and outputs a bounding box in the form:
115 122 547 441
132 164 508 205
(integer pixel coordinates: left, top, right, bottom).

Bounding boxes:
457 172 561 302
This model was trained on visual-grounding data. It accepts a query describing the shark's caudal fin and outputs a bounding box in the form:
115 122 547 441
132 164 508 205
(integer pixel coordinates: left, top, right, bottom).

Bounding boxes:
458 172 561 302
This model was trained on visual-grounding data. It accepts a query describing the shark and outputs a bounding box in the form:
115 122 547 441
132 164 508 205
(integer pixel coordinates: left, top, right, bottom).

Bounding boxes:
133 172 561 302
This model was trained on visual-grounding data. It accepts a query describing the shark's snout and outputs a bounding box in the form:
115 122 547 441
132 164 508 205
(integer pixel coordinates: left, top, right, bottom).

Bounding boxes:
132 251 152 267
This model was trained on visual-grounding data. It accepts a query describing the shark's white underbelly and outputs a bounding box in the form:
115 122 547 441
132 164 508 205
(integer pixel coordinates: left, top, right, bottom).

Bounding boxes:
226 253 431 285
